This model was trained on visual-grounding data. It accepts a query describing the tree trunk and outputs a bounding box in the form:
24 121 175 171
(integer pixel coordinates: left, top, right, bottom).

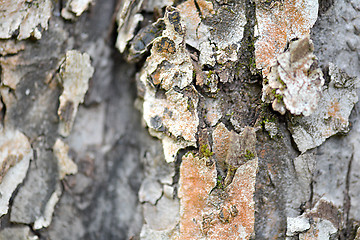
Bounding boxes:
0 0 359 239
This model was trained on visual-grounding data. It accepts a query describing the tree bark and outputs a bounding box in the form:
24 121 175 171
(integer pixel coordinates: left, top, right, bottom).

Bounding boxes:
0 0 359 239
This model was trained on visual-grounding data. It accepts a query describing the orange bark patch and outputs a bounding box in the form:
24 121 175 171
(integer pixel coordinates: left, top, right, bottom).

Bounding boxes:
207 159 258 239
178 0 214 26
177 0 199 23
151 71 161 85
259 149 267 159
267 163 277 176
178 154 258 239
255 0 318 77
196 0 215 16
177 0 201 41
326 100 347 131
178 154 217 239
328 101 340 118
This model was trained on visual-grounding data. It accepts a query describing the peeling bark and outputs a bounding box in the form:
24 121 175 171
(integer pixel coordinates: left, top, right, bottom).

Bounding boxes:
0 0 360 239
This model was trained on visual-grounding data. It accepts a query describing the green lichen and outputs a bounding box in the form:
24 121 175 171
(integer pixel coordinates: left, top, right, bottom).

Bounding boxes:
278 77 286 88
200 144 214 158
235 63 243 76
184 151 196 158
248 57 257 70
275 94 283 102
261 115 276 125
271 89 284 103
187 99 195 111
226 111 234 117
222 6 236 14
244 149 255 160
248 41 255 49
216 175 224 189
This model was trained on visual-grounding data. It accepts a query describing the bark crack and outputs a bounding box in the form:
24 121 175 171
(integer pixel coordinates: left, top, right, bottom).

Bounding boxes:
341 149 354 238
172 147 196 198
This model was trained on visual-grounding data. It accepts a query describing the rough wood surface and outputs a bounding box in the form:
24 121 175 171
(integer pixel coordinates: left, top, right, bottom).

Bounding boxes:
0 0 360 239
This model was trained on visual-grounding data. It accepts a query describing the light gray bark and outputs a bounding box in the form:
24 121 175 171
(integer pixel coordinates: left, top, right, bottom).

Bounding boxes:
0 0 360 239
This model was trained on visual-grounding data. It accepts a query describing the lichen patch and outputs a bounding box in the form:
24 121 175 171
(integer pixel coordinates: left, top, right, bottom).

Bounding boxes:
58 50 94 137
288 63 359 152
177 0 214 49
0 129 32 217
140 7 199 162
61 0 93 20
53 139 78 180
0 0 52 40
255 0 319 77
286 198 340 239
262 36 325 116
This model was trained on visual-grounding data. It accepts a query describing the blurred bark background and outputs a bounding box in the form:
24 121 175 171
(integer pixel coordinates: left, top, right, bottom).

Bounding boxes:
0 0 360 239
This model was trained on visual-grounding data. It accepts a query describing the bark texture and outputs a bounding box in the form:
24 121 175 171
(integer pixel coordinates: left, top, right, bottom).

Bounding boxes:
0 0 360 239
